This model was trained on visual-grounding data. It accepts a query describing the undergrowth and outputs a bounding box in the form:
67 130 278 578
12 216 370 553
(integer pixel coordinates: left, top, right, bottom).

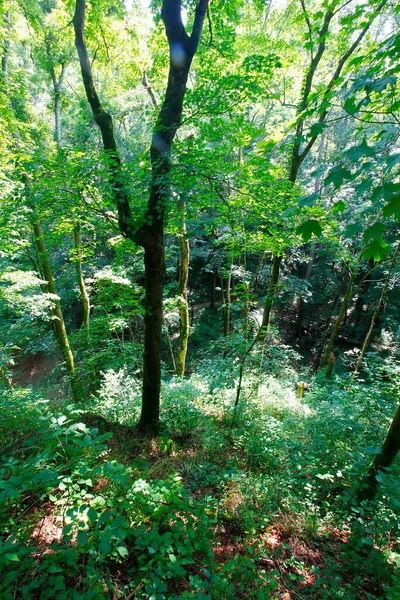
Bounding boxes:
1 350 400 599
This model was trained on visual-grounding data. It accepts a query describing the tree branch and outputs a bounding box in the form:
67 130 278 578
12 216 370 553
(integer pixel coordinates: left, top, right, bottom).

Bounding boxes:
297 0 390 168
190 0 210 52
300 0 314 61
161 0 188 45
73 0 133 239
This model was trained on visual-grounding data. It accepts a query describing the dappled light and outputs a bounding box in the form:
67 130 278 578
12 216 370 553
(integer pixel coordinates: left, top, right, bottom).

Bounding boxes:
1 0 400 597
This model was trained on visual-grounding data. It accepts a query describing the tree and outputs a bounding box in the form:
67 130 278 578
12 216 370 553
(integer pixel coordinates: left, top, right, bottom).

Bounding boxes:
260 0 390 338
358 402 400 501
73 0 210 429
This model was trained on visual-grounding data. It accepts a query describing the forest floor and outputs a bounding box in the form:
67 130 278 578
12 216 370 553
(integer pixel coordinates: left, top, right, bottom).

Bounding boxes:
11 352 59 387
1 347 400 599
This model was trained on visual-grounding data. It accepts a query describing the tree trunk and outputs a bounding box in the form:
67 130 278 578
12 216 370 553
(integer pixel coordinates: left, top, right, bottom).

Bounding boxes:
141 232 164 428
242 246 249 338
73 0 210 431
210 265 217 309
73 222 90 333
320 273 355 368
1 10 10 88
243 282 249 339
295 242 315 339
257 255 282 342
32 218 81 402
352 247 399 377
54 89 62 148
221 271 231 337
358 402 400 501
176 231 189 377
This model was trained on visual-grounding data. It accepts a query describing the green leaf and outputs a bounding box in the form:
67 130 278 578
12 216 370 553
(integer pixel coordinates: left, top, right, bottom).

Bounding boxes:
344 223 363 238
365 75 397 93
296 220 322 242
325 165 352 188
309 122 327 138
332 200 345 214
356 179 373 194
344 97 358 114
363 222 385 242
88 507 97 523
77 530 88 546
383 199 400 219
93 495 106 506
363 240 390 261
299 193 319 207
5 553 20 562
116 546 129 557
343 141 375 161
99 533 111 556
361 537 374 546
168 553 177 563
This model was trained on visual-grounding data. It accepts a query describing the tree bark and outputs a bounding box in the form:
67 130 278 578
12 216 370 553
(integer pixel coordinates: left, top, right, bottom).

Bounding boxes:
320 273 355 368
32 217 81 402
221 270 232 337
210 265 217 309
358 402 400 501
141 232 164 426
73 222 91 333
352 246 399 377
176 228 189 377
73 0 210 431
257 255 282 342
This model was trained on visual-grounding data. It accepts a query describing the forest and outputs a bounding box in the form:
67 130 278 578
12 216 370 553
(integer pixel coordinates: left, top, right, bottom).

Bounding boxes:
0 0 400 597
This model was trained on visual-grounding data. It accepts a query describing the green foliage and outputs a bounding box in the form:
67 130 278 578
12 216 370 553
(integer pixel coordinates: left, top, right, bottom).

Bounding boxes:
2 0 400 597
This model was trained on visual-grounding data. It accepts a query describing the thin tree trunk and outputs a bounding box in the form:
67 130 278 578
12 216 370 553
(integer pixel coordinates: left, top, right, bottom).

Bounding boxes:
320 273 355 368
176 228 189 377
1 10 10 88
295 241 316 339
221 270 231 337
257 255 282 342
140 233 164 426
242 244 249 338
358 402 400 501
74 221 96 392
54 90 62 148
352 247 399 377
243 283 249 339
32 218 81 402
47 52 66 150
165 324 177 373
210 265 217 309
73 222 90 333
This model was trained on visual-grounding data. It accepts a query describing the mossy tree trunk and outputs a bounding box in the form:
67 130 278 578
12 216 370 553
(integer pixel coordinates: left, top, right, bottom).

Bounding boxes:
32 217 81 402
358 403 400 501
73 222 91 334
